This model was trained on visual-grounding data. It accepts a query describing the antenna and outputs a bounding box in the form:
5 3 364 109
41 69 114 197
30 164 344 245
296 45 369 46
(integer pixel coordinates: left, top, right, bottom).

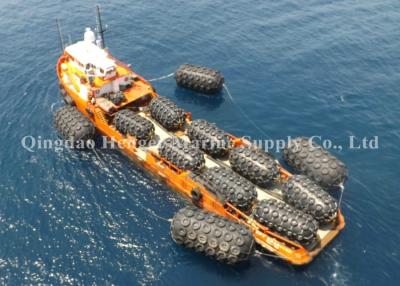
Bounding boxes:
56 18 65 51
95 5 106 49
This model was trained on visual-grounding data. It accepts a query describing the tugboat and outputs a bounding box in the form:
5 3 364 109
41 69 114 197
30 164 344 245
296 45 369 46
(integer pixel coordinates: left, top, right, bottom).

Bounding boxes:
54 6 346 265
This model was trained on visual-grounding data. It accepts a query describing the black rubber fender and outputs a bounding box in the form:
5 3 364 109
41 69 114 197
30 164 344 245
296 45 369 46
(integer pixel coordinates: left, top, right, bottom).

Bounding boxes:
149 96 186 131
253 199 319 246
282 175 338 224
229 146 279 187
283 137 347 189
175 64 224 95
159 137 205 172
113 109 155 141
59 85 67 96
63 95 75 106
194 167 257 212
53 106 95 146
171 206 255 264
187 119 230 158
191 188 203 204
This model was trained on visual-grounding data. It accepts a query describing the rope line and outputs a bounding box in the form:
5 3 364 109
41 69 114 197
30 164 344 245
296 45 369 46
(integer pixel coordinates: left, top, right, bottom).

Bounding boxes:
146 72 269 138
223 84 269 138
144 208 172 223
148 72 175 82
254 250 283 259
92 148 107 169
51 102 61 112
338 184 345 209
50 102 57 112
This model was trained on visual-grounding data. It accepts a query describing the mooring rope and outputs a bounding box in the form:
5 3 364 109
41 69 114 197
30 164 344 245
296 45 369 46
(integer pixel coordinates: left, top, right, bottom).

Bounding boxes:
146 71 269 138
223 83 269 138
338 183 345 209
50 102 62 112
92 148 107 168
50 102 57 112
144 207 172 223
254 250 283 260
148 72 175 82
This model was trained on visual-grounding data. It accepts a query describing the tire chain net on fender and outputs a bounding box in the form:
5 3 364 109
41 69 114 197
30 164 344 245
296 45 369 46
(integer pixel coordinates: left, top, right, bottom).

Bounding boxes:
229 146 280 187
194 166 257 212
113 109 155 141
175 64 224 94
159 137 205 172
253 199 319 246
149 96 186 131
283 137 347 190
282 175 338 224
171 206 255 264
187 119 231 158
53 106 95 144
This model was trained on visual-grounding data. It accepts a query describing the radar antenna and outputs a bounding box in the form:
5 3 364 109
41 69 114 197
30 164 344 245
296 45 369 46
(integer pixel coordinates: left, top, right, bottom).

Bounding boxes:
95 5 107 49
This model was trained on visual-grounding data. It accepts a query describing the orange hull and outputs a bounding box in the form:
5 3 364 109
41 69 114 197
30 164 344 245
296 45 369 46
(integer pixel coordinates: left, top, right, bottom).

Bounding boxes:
56 52 345 265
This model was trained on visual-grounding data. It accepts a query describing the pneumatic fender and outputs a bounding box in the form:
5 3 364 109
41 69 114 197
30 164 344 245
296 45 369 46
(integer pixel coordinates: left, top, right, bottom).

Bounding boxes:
170 206 255 264
149 96 186 131
187 119 230 158
53 106 95 146
253 199 319 246
159 137 205 172
283 137 347 190
194 167 257 212
175 64 224 95
229 146 279 187
113 109 155 141
282 175 338 224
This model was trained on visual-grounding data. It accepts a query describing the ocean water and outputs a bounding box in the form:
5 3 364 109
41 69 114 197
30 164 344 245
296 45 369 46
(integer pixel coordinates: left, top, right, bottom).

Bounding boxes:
0 0 399 285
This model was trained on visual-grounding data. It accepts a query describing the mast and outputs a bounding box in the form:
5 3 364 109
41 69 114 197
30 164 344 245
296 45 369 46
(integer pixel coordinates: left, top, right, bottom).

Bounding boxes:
56 18 65 51
95 5 106 49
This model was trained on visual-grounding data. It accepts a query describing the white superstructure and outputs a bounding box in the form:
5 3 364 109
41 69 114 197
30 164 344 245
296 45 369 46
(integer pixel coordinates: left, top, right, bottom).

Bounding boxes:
62 28 135 100
65 40 116 79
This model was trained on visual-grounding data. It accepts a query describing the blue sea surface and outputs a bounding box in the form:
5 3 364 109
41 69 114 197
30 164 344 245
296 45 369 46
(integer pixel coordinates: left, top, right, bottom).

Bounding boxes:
0 0 399 285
